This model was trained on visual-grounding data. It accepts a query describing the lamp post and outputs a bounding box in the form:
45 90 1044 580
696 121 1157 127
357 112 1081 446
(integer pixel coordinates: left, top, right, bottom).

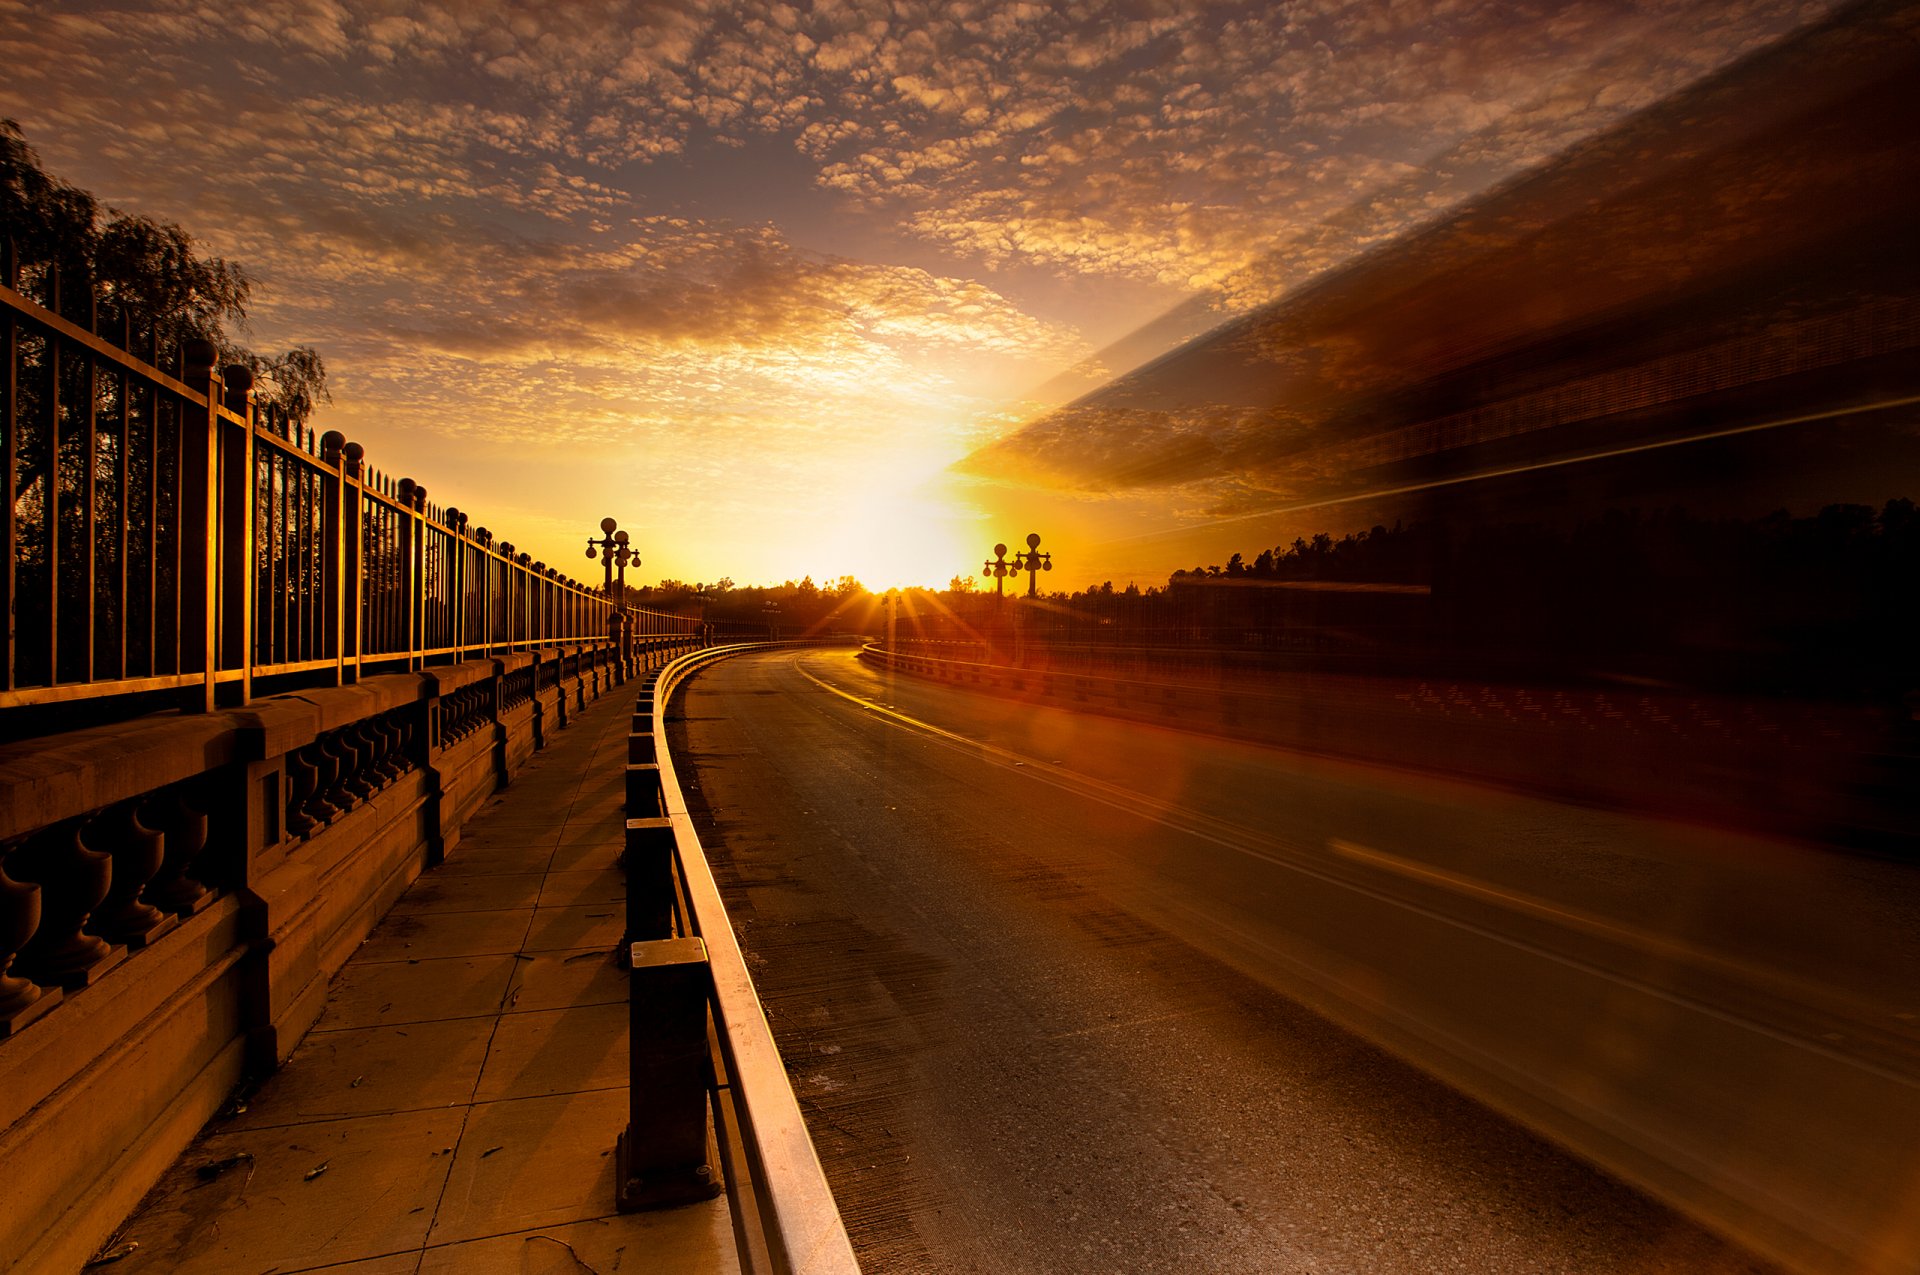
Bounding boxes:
587 517 639 676
1013 532 1052 598
585 517 638 598
982 542 1014 601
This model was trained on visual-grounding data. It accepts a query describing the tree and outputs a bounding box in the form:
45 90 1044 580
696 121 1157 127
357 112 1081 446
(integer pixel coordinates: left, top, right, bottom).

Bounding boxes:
1 119 328 426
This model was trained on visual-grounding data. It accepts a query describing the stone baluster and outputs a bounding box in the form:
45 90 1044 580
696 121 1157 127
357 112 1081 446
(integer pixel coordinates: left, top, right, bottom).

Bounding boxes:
84 802 170 947
400 708 421 766
11 818 122 989
366 717 403 784
386 712 414 776
285 747 320 838
145 790 213 914
352 721 384 790
397 712 420 770
332 729 375 804
306 739 344 824
0 840 60 1035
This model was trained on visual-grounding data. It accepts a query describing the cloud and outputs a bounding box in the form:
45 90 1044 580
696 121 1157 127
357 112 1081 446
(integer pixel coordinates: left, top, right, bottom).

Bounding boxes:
8 0 1835 313
0 0 1842 581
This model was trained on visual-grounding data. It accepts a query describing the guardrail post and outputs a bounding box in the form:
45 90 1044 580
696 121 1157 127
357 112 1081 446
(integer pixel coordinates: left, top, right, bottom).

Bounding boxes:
616 936 722 1211
623 816 675 941
625 762 663 819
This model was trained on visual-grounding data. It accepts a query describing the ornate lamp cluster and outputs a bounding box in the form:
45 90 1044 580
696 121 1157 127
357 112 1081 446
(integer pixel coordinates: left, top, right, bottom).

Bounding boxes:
984 532 1052 598
586 517 638 599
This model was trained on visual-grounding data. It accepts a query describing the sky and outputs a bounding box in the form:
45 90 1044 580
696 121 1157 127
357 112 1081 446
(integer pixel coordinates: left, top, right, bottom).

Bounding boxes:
0 0 1841 590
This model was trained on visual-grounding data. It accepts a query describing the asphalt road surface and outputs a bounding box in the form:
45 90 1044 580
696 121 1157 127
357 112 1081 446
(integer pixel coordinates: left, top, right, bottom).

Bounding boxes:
669 648 1920 1275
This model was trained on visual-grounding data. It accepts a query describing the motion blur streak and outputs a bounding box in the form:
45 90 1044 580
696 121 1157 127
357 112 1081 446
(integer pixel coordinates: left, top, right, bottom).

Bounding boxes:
687 649 1920 1273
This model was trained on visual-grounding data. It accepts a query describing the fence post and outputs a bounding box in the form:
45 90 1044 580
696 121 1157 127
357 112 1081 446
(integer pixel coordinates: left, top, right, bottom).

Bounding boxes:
476 539 486 658
451 529 465 663
319 432 345 684
178 340 220 713
342 443 364 683
319 437 365 685
218 366 255 704
409 486 426 670
395 480 419 670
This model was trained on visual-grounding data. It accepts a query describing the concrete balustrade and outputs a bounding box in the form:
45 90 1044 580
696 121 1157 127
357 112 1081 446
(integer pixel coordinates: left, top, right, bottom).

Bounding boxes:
0 637 707 1275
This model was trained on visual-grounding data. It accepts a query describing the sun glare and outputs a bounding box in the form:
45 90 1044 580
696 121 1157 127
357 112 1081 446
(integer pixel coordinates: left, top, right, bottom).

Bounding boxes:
814 463 978 591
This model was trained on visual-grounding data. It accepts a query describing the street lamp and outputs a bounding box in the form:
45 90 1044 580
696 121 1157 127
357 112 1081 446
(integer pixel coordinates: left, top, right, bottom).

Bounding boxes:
1013 532 1052 598
982 542 1015 600
585 517 638 599
587 517 640 674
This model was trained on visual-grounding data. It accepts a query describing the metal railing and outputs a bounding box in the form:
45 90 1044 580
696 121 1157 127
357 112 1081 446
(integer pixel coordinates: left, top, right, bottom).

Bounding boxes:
620 641 862 1274
2 255 699 713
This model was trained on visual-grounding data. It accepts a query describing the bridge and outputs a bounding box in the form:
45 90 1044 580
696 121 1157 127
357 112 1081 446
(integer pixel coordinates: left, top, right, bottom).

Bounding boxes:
0 267 862 1270
5 3 1920 1271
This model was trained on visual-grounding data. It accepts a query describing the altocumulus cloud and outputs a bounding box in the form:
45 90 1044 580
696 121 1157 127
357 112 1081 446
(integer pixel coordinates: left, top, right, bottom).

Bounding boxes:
0 0 1840 580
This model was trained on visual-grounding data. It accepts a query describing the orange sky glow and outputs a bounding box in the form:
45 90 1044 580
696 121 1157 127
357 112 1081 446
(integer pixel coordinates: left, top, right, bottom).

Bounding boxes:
0 0 1842 590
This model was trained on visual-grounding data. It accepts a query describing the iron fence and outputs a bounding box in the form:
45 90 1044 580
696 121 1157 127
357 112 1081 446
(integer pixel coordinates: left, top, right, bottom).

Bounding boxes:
3 247 697 713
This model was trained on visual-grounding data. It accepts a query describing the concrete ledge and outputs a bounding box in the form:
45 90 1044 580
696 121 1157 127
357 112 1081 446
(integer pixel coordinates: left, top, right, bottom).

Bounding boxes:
295 672 428 737
423 657 501 696
0 714 243 841
497 651 536 683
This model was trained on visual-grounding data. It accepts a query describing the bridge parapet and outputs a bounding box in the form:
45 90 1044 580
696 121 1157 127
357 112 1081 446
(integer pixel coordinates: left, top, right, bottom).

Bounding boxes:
0 619 706 1272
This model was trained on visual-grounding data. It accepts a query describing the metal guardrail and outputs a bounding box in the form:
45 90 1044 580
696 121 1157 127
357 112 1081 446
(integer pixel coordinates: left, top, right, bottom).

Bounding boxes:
617 640 861 1274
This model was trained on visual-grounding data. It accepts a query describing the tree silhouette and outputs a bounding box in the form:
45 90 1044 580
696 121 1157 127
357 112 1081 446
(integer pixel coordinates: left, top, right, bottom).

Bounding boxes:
2 119 327 424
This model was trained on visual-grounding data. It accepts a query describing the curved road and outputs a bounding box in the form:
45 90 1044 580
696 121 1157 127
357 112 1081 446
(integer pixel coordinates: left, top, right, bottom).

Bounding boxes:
669 648 1920 1274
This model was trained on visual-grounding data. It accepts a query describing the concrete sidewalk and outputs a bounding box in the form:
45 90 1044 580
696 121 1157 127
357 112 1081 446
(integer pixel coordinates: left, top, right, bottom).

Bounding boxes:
103 684 738 1274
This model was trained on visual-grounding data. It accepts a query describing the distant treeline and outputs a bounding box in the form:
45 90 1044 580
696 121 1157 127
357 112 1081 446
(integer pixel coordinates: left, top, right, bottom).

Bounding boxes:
1171 521 1432 586
629 574 868 634
993 500 1920 698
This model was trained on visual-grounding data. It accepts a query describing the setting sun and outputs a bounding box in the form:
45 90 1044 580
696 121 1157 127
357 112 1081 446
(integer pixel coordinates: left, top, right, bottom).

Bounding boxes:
812 460 980 591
